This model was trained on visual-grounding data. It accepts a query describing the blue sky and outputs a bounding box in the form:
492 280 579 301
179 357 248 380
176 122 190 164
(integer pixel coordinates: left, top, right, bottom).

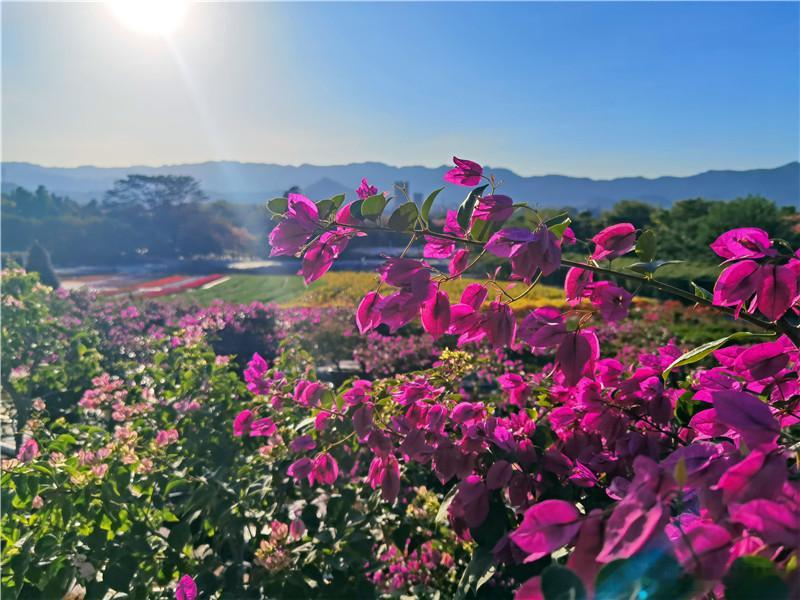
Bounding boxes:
2 1 798 178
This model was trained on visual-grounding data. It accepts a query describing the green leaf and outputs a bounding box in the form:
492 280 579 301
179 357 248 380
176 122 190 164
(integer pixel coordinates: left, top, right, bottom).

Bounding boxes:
316 199 335 220
674 392 710 427
267 197 288 215
454 547 496 600
420 187 444 226
542 565 587 600
457 185 488 233
360 194 388 220
470 217 501 243
542 212 570 227
662 331 775 380
329 193 346 210
548 216 573 239
387 202 419 232
723 556 789 600
349 199 364 220
635 229 657 262
690 281 713 302
628 260 684 275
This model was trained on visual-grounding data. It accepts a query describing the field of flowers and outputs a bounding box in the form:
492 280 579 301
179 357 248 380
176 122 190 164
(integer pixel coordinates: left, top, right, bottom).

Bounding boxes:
2 157 799 600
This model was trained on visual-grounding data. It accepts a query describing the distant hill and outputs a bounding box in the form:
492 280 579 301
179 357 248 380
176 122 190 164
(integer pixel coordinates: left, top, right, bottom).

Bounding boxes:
2 160 798 211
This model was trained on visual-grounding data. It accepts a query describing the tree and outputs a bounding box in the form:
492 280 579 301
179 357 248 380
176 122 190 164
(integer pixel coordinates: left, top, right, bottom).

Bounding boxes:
25 240 60 288
104 175 207 211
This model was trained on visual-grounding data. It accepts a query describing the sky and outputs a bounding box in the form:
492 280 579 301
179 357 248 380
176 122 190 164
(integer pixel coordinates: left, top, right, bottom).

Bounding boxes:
2 1 798 178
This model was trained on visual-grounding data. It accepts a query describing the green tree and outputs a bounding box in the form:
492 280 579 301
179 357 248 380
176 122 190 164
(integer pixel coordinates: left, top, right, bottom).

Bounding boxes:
24 240 60 288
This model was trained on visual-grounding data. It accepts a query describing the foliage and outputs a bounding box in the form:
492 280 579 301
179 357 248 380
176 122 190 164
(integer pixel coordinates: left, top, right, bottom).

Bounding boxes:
3 158 799 600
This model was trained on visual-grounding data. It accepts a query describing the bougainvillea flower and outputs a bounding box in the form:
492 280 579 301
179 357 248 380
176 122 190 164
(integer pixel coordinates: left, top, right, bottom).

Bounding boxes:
484 301 517 348
367 455 401 502
486 228 535 258
356 178 378 200
342 379 372 406
461 283 488 309
268 193 319 257
514 577 544 600
556 331 594 386
713 448 786 503
175 574 197 600
244 352 270 395
311 452 339 485
509 499 582 562
443 156 483 186
378 258 429 287
666 517 732 581
497 373 530 407
564 267 594 306
335 201 363 228
589 281 633 323
423 235 455 259
487 460 514 490
561 226 577 245
289 518 306 540
733 340 790 381
591 223 636 261
756 264 797 321
352 404 374 441
448 475 490 531
449 248 470 277
444 209 465 236
711 390 780 448
518 307 567 348
16 438 39 463
299 231 349 284
712 260 763 318
379 292 422 332
510 225 562 281
356 291 383 334
156 429 179 446
233 409 255 437
292 380 325 407
473 194 514 222
728 499 800 547
287 457 313 483
596 486 666 563
710 227 774 261
289 435 316 453
250 417 276 437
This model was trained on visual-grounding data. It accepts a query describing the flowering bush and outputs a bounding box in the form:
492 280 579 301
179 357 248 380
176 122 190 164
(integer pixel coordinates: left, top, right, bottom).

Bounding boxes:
3 156 799 599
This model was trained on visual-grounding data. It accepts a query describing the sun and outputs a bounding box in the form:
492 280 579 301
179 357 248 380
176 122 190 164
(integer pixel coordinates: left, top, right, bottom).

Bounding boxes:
110 0 189 37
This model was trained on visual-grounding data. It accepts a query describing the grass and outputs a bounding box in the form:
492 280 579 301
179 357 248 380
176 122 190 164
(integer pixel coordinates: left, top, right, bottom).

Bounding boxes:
182 271 567 311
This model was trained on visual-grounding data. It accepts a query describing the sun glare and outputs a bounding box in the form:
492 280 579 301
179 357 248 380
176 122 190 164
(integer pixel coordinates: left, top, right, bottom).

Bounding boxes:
110 0 188 36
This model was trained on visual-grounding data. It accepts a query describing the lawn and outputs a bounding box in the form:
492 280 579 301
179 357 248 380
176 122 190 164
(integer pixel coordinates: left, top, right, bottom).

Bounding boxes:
184 271 567 311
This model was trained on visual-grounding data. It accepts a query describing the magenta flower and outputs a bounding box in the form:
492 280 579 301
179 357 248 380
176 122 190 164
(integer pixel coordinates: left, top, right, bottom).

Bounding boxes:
666 518 731 581
287 456 313 482
175 575 197 600
472 194 514 223
311 452 339 485
379 292 424 332
293 380 325 407
250 417 276 437
290 435 316 452
356 178 378 200
556 331 594 386
589 281 632 323
729 499 799 547
356 291 383 334
487 460 514 490
268 193 319 257
155 429 179 447
449 248 470 277
299 231 349 285
420 290 451 339
510 225 562 281
448 475 490 531
732 339 790 380
233 409 254 437
509 500 582 562
16 438 39 463
710 227 774 261
423 235 455 259
564 267 594 306
444 210 465 236
443 156 483 186
712 259 763 318
497 373 531 407
483 301 516 348
591 223 636 261
367 455 401 502
756 264 797 321
486 228 535 258
518 307 566 349
712 390 780 448
460 283 488 309
289 518 307 540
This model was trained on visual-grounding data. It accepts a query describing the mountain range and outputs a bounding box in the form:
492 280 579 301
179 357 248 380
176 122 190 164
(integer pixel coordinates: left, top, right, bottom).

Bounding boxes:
2 160 798 211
